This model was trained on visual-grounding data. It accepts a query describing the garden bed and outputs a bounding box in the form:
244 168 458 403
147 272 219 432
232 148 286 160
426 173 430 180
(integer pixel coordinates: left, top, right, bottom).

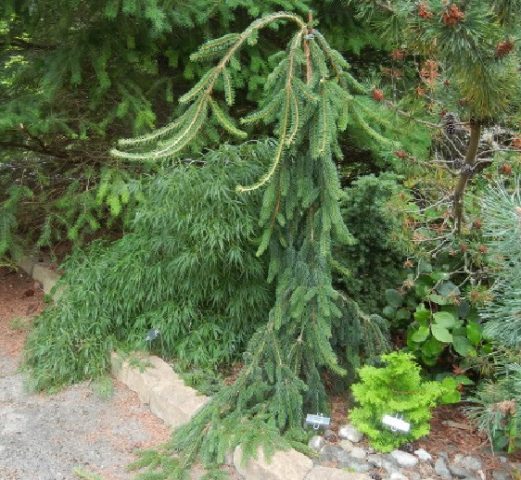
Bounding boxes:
9 261 520 480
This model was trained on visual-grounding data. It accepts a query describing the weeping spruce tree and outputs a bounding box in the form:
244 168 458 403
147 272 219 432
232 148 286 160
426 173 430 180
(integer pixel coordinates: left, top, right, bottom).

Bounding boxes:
113 11 390 479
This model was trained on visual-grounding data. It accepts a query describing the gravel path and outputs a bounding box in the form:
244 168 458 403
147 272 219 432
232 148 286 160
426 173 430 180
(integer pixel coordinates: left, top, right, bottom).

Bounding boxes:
0 268 171 480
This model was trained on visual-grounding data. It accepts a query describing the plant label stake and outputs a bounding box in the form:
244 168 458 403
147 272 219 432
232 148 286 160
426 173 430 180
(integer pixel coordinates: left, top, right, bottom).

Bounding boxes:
145 328 160 342
145 328 161 353
305 413 331 430
382 414 410 434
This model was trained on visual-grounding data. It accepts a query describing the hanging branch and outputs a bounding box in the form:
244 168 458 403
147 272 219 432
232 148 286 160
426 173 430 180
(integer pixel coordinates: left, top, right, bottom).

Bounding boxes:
111 12 307 161
114 11 391 479
236 30 304 193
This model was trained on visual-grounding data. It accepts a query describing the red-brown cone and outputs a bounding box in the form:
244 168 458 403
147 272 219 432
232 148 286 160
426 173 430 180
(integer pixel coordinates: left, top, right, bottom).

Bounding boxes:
496 40 515 58
442 4 465 26
372 88 384 102
500 163 513 175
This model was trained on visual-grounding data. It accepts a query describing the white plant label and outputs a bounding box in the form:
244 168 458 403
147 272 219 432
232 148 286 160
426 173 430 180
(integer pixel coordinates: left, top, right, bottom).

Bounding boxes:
305 413 331 430
382 415 411 433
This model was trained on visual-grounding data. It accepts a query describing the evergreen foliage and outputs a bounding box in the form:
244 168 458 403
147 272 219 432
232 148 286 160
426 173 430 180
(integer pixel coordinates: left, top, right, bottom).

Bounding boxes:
24 141 273 389
467 179 521 451
480 178 521 346
350 351 452 452
0 184 32 261
1 0 312 256
349 0 521 118
469 359 521 452
109 12 391 478
347 0 521 230
40 166 147 247
0 0 387 256
337 173 410 312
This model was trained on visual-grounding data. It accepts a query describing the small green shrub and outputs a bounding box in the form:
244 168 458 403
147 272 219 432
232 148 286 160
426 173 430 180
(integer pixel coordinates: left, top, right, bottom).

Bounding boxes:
24 141 273 390
350 351 455 452
338 173 410 312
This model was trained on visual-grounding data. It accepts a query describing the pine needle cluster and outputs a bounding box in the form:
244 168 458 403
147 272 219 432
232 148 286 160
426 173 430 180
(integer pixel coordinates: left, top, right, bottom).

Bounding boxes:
481 178 521 345
468 178 521 451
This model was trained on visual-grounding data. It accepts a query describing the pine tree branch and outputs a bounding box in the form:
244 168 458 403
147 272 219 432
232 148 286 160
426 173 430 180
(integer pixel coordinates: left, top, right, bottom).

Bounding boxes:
477 147 521 158
0 37 56 51
207 13 305 96
19 124 49 152
453 120 482 233
304 11 314 84
236 29 304 192
112 12 307 160
0 141 69 159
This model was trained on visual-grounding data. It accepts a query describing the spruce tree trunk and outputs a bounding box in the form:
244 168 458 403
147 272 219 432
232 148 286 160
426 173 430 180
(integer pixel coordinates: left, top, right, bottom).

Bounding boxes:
453 120 482 232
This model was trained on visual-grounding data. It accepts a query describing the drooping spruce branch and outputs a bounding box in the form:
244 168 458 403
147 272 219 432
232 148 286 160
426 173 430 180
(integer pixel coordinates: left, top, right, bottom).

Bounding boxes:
111 12 306 161
114 11 390 479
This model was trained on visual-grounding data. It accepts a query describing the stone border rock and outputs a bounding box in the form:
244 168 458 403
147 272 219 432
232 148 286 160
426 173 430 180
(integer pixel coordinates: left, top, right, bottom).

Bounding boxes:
17 255 61 295
112 353 352 480
110 352 209 429
111 356 375 480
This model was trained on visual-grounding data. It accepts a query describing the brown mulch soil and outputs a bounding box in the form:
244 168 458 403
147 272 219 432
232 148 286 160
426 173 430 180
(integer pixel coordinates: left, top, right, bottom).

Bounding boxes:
330 394 349 435
0 267 44 357
414 404 501 477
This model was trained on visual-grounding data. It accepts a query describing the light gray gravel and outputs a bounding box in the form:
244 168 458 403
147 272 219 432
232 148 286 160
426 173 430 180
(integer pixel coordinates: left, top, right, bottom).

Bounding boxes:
0 353 170 480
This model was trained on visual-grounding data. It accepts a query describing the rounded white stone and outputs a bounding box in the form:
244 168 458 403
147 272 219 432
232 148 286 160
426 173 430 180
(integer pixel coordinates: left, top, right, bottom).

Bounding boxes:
414 448 432 462
338 423 364 443
390 450 419 468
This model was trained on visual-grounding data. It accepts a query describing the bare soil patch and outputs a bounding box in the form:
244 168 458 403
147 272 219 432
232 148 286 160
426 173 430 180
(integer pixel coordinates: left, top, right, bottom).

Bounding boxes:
0 267 171 480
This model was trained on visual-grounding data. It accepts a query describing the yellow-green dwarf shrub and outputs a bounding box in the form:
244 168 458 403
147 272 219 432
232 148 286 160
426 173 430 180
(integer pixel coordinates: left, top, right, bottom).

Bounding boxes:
350 351 456 452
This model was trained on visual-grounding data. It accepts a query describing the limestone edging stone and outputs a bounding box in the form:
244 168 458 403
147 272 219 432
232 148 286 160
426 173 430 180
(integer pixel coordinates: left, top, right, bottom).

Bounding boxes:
110 352 209 429
17 256 61 295
233 445 313 480
32 264 61 294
